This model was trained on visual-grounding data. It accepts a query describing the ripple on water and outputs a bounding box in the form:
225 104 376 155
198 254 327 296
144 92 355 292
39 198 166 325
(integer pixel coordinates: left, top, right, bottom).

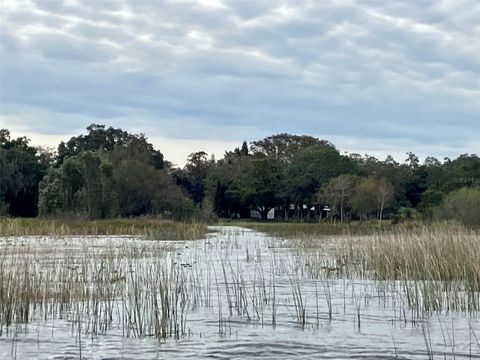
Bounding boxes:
0 226 479 359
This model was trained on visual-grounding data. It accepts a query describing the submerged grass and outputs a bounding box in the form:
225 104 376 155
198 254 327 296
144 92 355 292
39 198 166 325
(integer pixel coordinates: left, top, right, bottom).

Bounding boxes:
0 218 208 240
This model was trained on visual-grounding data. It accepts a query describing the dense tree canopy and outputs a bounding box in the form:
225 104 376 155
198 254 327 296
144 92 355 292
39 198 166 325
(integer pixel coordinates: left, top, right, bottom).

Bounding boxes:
38 125 192 220
1 125 479 224
58 124 164 169
250 133 333 162
0 130 49 216
173 151 211 205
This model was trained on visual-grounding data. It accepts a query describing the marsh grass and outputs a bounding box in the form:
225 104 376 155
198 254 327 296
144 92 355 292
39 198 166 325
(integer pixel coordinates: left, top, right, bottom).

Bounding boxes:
237 221 479 296
0 223 478 357
237 220 480 317
226 220 401 239
362 223 480 313
0 218 208 240
363 224 479 287
0 239 193 339
296 222 480 314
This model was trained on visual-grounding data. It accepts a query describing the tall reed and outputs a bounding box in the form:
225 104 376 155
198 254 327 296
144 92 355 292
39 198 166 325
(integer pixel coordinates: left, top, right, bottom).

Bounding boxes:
0 218 208 240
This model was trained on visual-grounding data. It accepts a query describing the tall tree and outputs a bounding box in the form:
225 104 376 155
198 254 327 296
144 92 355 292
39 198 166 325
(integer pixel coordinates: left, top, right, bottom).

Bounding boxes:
251 133 333 162
174 151 211 205
285 146 357 218
80 152 103 219
39 125 192 219
377 177 395 220
351 178 379 221
319 175 357 222
58 124 164 169
242 158 283 220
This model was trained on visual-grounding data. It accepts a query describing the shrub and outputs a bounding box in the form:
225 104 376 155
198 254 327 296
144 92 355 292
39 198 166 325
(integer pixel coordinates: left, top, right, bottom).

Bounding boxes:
391 207 418 224
435 187 480 226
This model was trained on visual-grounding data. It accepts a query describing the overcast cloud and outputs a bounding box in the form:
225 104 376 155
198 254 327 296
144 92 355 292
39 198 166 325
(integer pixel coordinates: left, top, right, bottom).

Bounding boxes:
1 0 479 165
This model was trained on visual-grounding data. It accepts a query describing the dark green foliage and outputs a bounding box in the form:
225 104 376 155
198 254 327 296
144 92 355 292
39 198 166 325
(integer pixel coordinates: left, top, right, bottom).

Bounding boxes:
206 138 356 220
206 137 478 222
174 151 211 205
38 168 64 216
38 125 193 220
240 141 249 156
285 147 356 206
2 125 479 224
417 189 444 218
0 130 50 217
441 154 480 192
81 152 103 219
113 160 192 218
243 158 284 220
205 154 252 218
250 133 333 161
58 124 164 169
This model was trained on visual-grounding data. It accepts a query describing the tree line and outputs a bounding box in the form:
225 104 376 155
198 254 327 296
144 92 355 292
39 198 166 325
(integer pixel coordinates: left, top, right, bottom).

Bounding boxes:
1 125 479 225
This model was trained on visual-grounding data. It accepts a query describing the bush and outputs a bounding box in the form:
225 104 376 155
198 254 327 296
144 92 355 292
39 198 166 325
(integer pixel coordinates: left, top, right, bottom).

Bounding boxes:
435 187 480 226
391 207 418 224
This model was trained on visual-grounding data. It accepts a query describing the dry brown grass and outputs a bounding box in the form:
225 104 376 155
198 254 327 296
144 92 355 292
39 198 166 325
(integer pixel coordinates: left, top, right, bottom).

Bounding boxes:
223 220 401 238
332 222 480 313
0 218 208 240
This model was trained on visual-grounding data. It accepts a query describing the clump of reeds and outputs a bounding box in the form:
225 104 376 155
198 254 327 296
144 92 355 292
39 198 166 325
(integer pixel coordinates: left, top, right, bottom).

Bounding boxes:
0 218 208 240
336 222 480 314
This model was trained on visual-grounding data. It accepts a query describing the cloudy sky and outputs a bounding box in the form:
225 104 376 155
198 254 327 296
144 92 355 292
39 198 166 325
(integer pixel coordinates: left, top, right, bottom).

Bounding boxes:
1 0 479 166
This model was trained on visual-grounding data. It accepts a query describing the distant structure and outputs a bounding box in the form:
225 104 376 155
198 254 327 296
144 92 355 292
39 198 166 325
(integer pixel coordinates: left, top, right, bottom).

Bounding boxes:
250 209 275 220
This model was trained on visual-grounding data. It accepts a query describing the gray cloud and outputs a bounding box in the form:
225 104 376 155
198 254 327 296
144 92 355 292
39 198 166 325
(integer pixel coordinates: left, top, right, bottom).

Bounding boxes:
0 0 479 165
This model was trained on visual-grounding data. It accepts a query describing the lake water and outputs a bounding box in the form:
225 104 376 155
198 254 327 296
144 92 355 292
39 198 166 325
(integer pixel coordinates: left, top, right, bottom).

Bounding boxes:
0 226 478 359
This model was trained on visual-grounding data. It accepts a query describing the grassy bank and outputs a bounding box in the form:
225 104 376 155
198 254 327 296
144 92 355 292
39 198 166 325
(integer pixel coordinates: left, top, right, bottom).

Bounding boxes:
0 218 208 240
220 220 403 238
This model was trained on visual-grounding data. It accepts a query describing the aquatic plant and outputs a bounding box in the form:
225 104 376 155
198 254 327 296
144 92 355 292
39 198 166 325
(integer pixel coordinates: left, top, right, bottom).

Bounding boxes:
0 218 208 240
